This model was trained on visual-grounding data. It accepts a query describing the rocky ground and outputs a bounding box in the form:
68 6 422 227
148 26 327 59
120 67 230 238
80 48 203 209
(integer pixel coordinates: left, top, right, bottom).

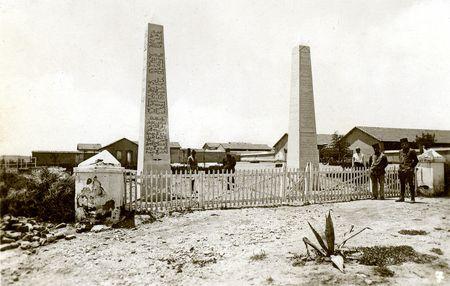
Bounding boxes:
1 197 449 285
1 217 77 253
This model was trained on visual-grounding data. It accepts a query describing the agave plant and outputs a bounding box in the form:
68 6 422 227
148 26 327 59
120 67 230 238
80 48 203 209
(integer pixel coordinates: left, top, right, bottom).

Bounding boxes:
303 211 371 272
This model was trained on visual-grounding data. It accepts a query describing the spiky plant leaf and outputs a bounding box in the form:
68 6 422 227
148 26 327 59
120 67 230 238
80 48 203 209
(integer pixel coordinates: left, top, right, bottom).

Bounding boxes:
303 237 326 257
325 211 335 255
343 225 354 237
308 222 328 254
338 227 372 249
330 254 344 273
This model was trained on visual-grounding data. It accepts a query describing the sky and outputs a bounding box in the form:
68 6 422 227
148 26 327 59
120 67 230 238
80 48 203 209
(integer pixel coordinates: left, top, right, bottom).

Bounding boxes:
1 0 449 155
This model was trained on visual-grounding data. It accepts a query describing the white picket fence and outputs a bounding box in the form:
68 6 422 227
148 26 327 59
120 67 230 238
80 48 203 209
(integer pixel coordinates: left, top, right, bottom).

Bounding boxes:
124 165 405 213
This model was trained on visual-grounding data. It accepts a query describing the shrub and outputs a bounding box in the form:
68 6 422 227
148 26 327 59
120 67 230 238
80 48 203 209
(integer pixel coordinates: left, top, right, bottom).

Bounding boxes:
40 174 75 222
4 188 40 217
398 229 428 235
356 245 436 266
0 168 75 222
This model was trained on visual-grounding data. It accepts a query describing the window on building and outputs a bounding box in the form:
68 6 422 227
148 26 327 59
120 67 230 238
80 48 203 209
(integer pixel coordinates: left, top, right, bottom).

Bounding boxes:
126 151 132 164
116 151 122 160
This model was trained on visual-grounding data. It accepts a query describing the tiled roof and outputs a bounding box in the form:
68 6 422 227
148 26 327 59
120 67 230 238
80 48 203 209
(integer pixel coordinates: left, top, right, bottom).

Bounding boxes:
355 126 450 143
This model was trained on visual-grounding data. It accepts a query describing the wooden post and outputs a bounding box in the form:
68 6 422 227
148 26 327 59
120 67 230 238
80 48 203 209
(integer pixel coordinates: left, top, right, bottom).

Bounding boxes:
282 165 287 204
164 170 168 213
242 170 247 207
128 171 132 210
123 171 127 209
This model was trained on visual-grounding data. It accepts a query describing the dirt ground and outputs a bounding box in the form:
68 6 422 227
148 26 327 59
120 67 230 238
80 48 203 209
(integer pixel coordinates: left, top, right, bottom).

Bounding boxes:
1 197 449 286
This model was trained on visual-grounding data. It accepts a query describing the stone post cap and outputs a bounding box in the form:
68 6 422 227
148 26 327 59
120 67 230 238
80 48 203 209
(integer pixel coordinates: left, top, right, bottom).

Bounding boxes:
418 149 446 163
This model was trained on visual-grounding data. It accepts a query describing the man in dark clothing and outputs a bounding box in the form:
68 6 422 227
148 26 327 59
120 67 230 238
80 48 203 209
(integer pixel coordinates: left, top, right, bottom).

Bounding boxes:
396 138 418 203
368 143 388 200
188 150 198 193
223 149 236 190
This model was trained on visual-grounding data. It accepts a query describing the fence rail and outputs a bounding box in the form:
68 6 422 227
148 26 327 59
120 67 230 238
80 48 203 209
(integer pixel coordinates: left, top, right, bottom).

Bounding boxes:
124 165 404 213
0 157 37 171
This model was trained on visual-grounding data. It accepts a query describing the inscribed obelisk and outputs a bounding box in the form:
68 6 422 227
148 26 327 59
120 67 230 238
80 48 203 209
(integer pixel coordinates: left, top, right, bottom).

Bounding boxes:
287 45 319 170
137 23 171 173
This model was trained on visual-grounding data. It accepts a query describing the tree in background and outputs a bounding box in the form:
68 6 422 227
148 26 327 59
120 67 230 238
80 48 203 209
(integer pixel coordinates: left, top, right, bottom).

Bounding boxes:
319 132 351 166
415 132 436 153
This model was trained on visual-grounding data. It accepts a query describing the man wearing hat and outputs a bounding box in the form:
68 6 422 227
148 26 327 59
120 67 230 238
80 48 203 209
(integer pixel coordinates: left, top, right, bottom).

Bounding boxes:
368 143 388 199
397 138 418 202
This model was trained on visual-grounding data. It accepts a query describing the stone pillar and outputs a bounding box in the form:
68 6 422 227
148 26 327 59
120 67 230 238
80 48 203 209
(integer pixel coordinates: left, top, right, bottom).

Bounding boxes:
74 151 125 223
138 23 171 174
417 149 446 195
287 45 319 170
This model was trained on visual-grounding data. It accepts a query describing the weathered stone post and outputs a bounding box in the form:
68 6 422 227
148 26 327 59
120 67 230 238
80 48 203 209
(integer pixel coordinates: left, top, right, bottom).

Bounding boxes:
417 149 446 196
74 151 125 223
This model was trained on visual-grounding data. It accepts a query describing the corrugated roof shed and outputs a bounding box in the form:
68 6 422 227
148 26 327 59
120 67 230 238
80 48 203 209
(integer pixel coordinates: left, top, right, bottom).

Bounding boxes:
355 126 450 143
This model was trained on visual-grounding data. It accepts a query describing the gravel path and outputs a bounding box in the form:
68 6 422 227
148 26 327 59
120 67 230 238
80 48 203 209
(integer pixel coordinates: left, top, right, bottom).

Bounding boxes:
1 197 449 285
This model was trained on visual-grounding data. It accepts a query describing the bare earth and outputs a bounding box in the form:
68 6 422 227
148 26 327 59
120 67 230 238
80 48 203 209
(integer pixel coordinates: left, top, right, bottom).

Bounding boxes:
1 197 449 286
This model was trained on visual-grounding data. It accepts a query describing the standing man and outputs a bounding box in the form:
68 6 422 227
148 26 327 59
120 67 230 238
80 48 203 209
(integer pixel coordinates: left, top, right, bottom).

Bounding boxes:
352 148 365 169
222 149 236 190
188 150 198 194
397 138 418 202
368 143 388 200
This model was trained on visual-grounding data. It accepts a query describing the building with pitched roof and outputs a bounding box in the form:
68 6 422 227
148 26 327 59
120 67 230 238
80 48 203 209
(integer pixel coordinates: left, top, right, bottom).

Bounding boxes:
342 126 450 156
201 142 272 154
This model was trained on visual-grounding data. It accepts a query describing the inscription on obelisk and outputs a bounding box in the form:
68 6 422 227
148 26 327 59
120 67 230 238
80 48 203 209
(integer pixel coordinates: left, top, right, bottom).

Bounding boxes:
287 45 319 170
138 23 171 173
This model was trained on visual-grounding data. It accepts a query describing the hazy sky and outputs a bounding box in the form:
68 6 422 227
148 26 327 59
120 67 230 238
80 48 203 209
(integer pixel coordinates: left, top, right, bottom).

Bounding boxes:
1 0 449 155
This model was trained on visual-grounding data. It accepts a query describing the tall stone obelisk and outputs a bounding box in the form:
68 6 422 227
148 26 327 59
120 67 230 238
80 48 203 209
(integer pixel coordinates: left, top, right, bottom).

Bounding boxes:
138 23 171 173
287 45 319 170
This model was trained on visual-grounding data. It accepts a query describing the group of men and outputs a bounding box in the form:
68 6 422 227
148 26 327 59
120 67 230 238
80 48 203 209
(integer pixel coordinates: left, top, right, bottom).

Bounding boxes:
352 138 419 202
187 139 419 201
187 148 236 192
187 149 236 171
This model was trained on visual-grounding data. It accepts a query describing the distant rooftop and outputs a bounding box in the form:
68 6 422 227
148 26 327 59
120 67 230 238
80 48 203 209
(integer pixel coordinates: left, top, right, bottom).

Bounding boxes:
352 126 450 143
203 143 222 149
77 143 101 151
221 142 272 151
32 150 82 154
317 134 333 146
